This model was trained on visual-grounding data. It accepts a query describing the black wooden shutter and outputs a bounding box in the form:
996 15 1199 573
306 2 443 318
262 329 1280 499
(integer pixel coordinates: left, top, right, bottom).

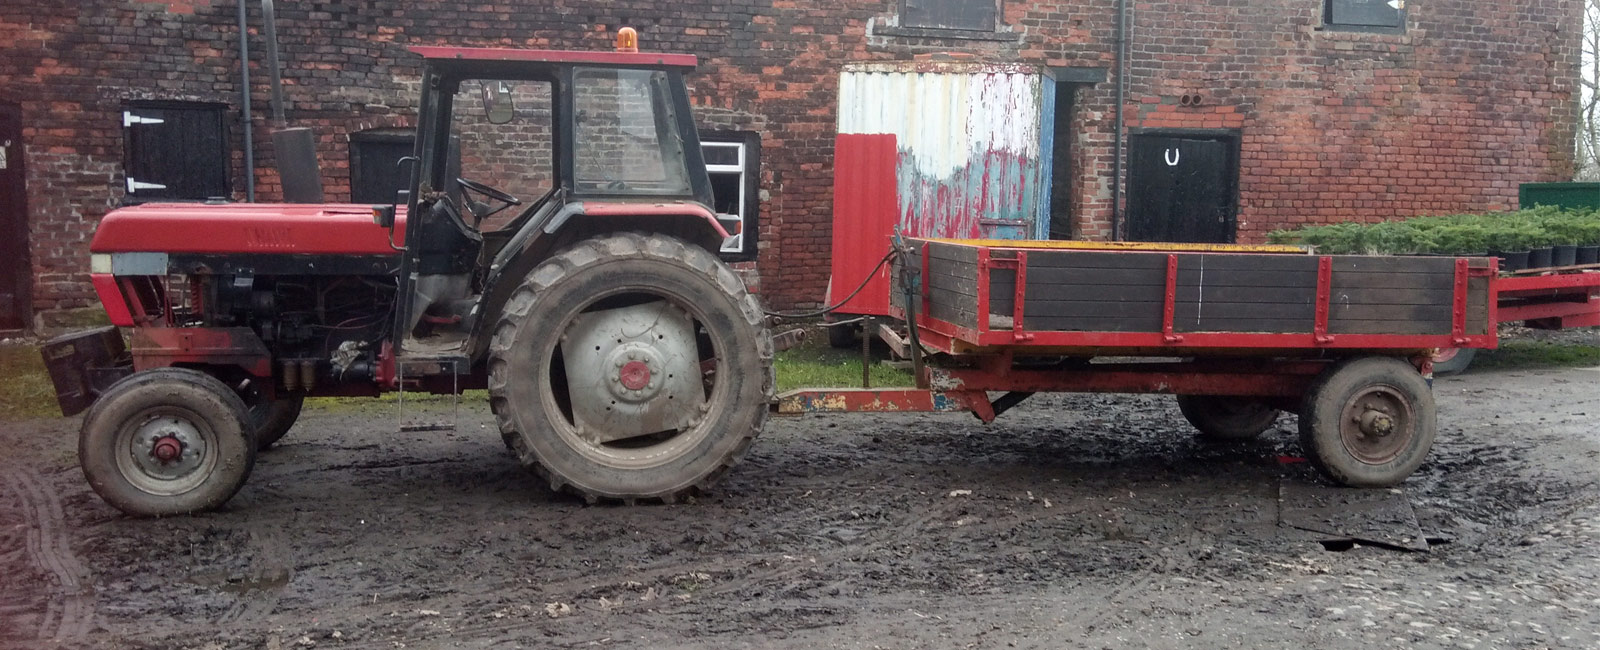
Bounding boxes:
122 102 230 201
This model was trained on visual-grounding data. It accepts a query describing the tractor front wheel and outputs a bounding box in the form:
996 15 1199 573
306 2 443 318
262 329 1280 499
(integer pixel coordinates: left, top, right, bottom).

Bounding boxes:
79 368 257 516
488 233 775 503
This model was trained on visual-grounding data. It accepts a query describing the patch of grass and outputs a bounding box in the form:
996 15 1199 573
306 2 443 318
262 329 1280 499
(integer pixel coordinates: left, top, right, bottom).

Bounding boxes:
1475 339 1600 370
0 345 61 421
774 336 914 392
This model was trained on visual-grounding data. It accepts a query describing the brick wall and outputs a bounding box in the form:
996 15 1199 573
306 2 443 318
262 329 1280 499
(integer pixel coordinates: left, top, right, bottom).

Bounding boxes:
0 0 1580 324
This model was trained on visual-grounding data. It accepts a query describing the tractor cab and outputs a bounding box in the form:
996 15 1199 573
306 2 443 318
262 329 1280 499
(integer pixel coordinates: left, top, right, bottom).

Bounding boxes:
390 41 727 359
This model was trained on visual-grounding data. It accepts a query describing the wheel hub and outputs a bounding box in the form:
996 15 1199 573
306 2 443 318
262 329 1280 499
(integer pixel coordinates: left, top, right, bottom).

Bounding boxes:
560 301 705 444
618 360 653 392
131 416 207 481
1339 386 1413 465
1357 409 1395 437
151 435 184 461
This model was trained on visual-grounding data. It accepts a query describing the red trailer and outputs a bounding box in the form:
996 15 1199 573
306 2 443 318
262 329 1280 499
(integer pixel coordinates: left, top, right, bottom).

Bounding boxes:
1432 264 1600 373
781 238 1501 489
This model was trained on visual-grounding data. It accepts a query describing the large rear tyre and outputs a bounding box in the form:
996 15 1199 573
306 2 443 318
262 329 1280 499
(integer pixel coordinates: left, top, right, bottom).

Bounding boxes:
79 368 257 516
1175 394 1280 440
488 233 775 503
1299 357 1436 488
248 395 304 451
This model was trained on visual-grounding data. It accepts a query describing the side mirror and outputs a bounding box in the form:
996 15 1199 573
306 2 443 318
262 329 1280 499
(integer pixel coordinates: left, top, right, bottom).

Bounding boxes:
482 81 515 125
372 205 396 228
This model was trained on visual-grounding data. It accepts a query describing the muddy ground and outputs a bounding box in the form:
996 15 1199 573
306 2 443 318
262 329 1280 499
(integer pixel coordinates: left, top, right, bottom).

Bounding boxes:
2 364 1599 649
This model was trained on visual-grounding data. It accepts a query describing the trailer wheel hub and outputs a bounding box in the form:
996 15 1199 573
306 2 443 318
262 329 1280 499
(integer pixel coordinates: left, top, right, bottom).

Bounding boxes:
1358 410 1396 437
619 360 652 391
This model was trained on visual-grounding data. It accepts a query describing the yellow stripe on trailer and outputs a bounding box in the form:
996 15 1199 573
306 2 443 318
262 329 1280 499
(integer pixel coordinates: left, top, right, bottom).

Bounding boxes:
919 238 1309 255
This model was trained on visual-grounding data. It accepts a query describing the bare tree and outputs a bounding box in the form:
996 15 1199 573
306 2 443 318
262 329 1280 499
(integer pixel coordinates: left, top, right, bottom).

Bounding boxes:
1578 0 1600 180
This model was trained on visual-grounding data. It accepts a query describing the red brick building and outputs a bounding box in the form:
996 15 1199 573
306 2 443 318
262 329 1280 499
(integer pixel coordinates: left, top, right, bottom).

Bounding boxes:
0 0 1580 329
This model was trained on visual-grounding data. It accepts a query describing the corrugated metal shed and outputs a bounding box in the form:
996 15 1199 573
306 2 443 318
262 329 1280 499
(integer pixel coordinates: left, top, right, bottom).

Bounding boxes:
828 60 1056 314
837 61 1055 241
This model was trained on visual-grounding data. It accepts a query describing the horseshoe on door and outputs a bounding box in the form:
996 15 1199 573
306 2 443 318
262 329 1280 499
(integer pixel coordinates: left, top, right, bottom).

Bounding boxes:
1165 148 1181 167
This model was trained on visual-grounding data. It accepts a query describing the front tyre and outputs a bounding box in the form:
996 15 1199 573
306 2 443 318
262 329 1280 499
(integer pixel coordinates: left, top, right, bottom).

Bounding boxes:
488 233 775 503
79 368 257 516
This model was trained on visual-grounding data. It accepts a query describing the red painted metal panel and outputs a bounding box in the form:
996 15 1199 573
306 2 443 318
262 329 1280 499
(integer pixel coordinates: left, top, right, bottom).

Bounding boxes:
1161 254 1181 344
581 200 728 238
829 134 900 315
1495 270 1600 295
930 365 1319 398
90 274 133 327
130 327 273 377
91 203 408 256
1313 256 1333 345
408 46 697 69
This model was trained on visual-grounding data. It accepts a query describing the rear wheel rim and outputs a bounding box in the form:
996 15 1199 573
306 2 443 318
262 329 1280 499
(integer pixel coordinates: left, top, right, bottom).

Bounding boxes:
115 406 219 496
538 285 728 471
1337 384 1414 465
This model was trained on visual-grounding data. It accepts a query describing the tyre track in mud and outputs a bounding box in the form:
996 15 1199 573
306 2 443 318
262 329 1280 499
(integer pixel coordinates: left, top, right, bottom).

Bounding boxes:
4 469 95 642
215 521 294 626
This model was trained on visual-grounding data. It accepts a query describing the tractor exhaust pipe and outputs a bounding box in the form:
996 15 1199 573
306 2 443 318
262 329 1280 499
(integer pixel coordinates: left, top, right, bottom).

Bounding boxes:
260 0 324 202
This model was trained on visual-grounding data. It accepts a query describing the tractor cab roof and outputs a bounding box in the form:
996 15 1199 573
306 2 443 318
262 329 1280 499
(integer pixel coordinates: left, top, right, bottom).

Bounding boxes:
407 46 697 73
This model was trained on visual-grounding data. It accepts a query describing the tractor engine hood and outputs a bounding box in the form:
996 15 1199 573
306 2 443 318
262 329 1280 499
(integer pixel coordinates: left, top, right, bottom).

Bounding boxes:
91 203 408 256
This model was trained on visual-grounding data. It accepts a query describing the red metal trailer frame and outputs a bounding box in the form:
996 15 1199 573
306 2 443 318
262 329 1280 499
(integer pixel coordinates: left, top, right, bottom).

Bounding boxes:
1493 268 1600 330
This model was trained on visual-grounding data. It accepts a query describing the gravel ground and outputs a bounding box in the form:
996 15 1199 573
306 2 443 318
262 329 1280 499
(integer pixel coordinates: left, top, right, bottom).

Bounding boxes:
2 364 1598 649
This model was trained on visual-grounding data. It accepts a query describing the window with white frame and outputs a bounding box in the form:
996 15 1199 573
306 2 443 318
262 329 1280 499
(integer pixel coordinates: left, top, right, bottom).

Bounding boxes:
701 132 760 261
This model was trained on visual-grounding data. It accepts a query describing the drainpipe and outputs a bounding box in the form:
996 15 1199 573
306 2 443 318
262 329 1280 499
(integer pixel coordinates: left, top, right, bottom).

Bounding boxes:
1111 0 1129 241
237 0 255 201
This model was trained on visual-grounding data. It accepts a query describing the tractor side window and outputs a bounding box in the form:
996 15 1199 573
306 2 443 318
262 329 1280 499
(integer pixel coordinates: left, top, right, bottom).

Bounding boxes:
571 68 691 196
450 79 554 230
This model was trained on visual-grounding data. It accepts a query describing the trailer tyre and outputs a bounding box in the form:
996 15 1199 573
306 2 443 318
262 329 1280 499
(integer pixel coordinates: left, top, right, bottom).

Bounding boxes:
79 368 257 516
249 396 304 451
488 233 775 503
1299 357 1436 488
1430 348 1477 376
1175 395 1280 440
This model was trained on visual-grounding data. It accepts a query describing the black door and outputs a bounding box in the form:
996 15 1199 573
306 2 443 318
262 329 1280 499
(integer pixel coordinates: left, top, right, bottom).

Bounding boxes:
1127 133 1238 243
122 102 230 202
350 132 416 204
0 103 28 330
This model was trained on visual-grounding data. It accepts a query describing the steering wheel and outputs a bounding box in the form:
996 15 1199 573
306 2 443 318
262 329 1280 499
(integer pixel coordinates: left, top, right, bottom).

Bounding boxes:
456 177 522 224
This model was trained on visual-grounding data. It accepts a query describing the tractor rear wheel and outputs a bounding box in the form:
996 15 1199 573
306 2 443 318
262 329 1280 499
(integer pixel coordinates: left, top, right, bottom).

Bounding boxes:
488 233 775 503
79 368 257 516
249 395 304 451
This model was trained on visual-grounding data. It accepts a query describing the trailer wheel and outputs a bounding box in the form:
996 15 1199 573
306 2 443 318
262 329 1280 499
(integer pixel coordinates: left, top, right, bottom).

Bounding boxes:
1430 348 1478 376
488 233 775 503
1175 395 1280 440
1299 357 1436 488
249 396 304 451
79 368 257 516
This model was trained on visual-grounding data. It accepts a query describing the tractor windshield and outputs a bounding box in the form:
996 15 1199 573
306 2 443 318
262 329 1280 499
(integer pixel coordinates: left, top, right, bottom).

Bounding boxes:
571 68 692 197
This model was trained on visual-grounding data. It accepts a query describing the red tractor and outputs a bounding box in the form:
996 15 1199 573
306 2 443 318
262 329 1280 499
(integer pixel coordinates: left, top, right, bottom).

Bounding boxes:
45 38 774 516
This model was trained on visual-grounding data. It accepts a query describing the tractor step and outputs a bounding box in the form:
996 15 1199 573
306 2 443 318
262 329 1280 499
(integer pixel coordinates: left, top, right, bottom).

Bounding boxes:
396 355 468 434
